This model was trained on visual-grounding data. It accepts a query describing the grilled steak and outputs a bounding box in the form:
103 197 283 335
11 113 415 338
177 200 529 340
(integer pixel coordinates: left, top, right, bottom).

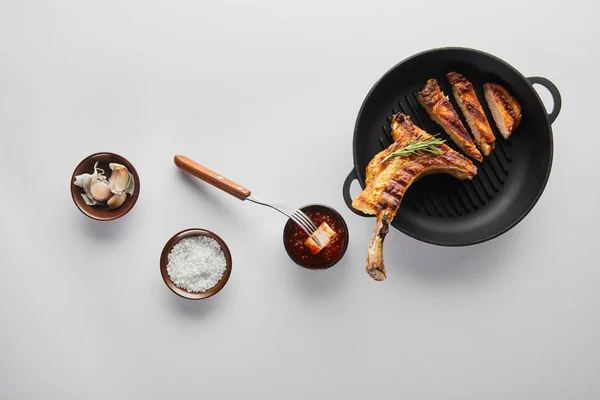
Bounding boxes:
447 72 496 156
353 114 477 281
483 83 522 139
418 78 483 162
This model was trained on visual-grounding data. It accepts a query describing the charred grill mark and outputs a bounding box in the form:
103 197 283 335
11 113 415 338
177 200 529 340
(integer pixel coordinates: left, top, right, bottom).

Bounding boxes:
377 154 476 213
439 113 471 142
453 78 472 94
447 72 468 85
448 73 474 97
465 101 487 125
418 79 443 108
377 176 406 210
491 86 521 123
419 94 435 107
378 195 400 210
458 84 472 94
386 177 407 197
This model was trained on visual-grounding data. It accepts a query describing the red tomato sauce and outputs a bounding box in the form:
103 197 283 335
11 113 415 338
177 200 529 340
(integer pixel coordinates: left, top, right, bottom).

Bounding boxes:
285 208 347 267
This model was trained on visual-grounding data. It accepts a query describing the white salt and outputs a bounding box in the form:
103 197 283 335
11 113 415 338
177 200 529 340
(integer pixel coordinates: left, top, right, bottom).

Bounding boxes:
166 236 227 293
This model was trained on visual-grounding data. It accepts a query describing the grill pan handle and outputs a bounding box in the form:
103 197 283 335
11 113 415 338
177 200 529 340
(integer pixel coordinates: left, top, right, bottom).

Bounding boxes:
342 169 374 217
527 77 562 124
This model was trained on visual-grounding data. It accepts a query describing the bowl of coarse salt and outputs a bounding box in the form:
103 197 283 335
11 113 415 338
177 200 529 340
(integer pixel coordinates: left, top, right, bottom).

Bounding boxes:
160 229 232 300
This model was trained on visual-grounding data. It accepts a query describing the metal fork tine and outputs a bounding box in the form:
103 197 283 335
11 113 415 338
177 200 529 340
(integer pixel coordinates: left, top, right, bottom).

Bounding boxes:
293 212 313 233
294 210 322 247
291 210 310 230
291 213 321 247
290 214 311 234
298 210 317 230
294 212 319 239
244 195 321 247
290 215 320 246
305 216 318 232
296 210 317 231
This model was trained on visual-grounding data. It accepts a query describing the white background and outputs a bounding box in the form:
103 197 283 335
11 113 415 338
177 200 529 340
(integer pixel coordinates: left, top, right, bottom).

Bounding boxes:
1 1 599 399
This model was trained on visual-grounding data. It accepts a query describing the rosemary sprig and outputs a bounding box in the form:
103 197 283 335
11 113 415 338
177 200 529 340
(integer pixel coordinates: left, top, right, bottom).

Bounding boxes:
383 134 446 162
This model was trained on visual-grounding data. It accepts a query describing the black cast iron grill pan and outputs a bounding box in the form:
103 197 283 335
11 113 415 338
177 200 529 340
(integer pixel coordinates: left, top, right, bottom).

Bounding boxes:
342 48 561 246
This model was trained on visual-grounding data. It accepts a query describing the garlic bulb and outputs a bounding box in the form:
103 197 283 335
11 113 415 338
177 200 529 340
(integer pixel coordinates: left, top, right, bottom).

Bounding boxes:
74 161 135 210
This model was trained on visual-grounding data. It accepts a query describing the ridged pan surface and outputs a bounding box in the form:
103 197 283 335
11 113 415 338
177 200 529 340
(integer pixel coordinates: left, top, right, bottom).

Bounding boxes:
344 48 561 246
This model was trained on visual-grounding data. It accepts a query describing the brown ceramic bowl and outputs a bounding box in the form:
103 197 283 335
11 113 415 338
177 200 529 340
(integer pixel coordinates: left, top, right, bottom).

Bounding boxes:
70 152 140 221
283 204 349 269
160 229 232 300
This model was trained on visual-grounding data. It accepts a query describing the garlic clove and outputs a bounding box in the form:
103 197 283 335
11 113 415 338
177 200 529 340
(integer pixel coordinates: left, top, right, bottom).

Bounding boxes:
109 165 131 194
125 172 135 195
109 162 125 170
89 177 112 202
107 192 127 209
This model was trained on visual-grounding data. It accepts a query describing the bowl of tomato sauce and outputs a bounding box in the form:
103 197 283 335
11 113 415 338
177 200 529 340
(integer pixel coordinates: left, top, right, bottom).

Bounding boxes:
283 204 349 269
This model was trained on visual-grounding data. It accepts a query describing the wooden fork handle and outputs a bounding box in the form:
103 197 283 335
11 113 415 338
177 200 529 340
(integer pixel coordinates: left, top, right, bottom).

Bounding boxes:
174 155 251 200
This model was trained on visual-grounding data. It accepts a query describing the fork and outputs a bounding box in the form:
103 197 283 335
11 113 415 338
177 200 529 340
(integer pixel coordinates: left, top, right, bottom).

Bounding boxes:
174 155 321 247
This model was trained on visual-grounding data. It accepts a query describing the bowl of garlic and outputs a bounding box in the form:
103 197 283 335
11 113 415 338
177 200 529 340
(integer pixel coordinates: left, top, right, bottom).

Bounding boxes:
70 152 140 221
